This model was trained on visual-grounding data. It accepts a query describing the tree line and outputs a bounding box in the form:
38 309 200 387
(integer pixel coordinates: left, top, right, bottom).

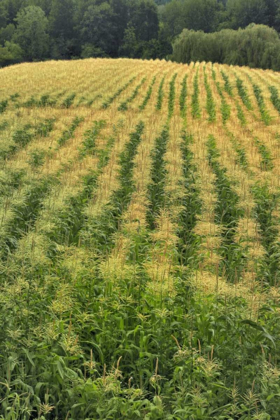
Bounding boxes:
1 0 280 69
173 24 280 71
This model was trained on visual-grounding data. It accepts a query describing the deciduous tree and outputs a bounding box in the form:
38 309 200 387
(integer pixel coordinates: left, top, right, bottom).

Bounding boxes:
13 5 49 60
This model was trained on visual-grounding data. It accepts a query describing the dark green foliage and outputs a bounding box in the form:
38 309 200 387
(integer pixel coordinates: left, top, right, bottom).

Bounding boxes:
27 148 46 169
179 74 187 117
168 72 177 119
227 132 249 170
35 118 55 137
191 70 200 118
139 75 156 110
86 94 102 107
254 137 274 171
0 40 23 67
83 122 145 253
38 93 56 107
1 0 280 68
236 100 247 125
61 92 76 108
236 77 252 110
22 96 38 108
2 118 55 159
0 99 8 113
221 71 233 96
221 97 231 124
21 93 57 109
146 127 169 230
269 85 280 113
252 184 280 285
161 0 223 39
225 0 274 30
47 172 100 247
176 132 201 268
0 120 8 131
46 123 113 248
10 92 20 102
0 168 26 198
48 0 75 59
12 125 33 147
252 82 271 125
1 251 280 418
173 24 280 71
0 177 55 260
13 6 49 61
57 116 84 147
156 75 165 111
79 120 106 158
213 76 231 124
102 76 136 109
207 135 246 281
118 77 146 111
204 68 216 122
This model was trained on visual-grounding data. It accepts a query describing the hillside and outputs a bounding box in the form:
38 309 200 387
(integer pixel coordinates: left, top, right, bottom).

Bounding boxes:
1 58 280 419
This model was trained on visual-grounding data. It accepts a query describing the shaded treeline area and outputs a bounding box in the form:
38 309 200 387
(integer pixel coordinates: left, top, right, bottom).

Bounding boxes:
173 24 280 71
1 0 280 70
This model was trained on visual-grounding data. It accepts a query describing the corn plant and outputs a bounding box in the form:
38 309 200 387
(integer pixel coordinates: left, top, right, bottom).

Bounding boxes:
168 73 177 119
176 131 201 269
0 120 8 131
139 75 156 111
102 76 136 109
57 116 84 147
269 85 280 114
179 74 187 118
204 68 216 122
227 131 249 170
79 120 106 158
253 137 274 171
221 70 233 96
236 77 252 110
235 99 247 125
155 75 165 110
0 99 8 113
215 81 231 125
146 127 169 230
61 92 76 108
1 58 280 420
252 83 271 125
35 118 55 137
0 177 56 260
118 77 146 111
191 70 201 118
207 135 246 281
252 184 280 285
82 122 145 252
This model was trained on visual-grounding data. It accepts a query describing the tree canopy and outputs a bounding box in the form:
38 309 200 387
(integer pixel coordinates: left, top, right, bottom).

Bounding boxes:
0 0 280 69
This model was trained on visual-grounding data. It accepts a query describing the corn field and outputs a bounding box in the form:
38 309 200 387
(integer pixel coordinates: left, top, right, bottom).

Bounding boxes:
1 58 280 419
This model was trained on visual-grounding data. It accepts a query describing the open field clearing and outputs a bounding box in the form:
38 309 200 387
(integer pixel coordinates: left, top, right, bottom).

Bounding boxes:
1 58 280 419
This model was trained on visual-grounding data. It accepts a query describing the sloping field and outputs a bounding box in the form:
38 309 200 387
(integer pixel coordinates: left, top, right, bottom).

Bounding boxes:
1 58 280 419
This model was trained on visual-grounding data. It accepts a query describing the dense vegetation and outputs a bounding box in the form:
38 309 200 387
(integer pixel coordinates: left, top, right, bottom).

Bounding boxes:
1 57 280 419
1 0 280 68
173 24 280 70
